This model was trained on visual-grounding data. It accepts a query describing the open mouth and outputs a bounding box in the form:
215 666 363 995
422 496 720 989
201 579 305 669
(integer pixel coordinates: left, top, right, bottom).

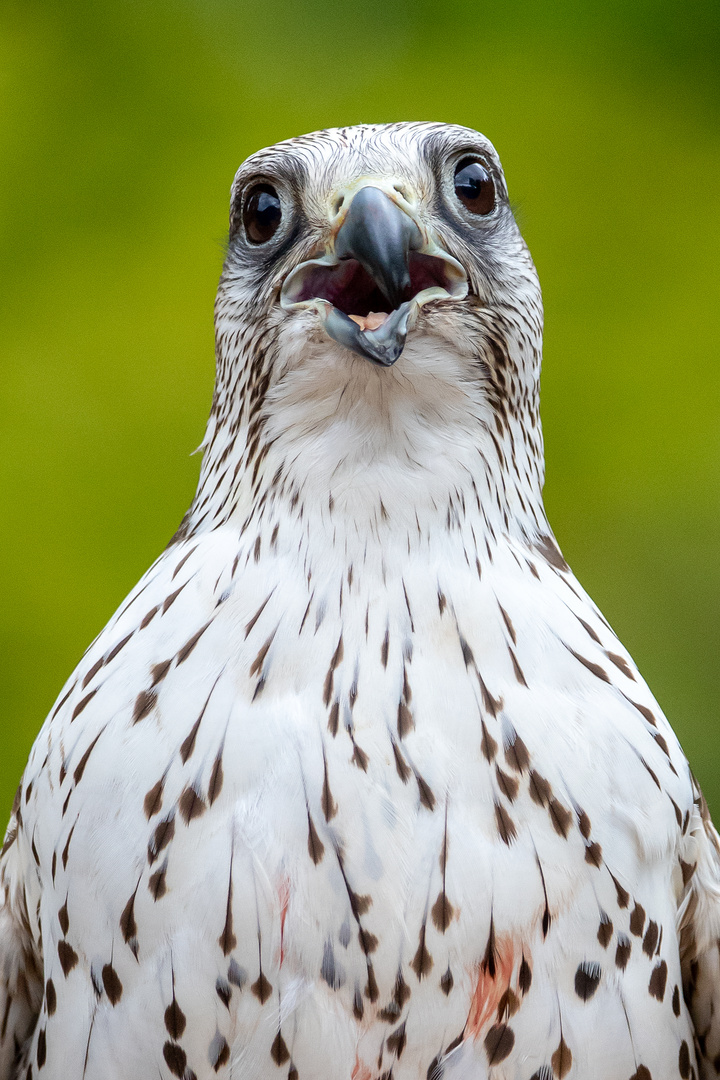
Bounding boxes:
279 185 468 367
282 251 465 331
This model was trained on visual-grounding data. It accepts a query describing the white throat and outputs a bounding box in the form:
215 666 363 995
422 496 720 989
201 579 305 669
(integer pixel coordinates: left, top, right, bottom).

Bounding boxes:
191 308 547 561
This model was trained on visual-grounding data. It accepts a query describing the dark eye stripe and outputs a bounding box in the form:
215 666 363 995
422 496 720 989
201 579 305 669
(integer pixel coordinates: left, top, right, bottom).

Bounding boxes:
454 159 495 216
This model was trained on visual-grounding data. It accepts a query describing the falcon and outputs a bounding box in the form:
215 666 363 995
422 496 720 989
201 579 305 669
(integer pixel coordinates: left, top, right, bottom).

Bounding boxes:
1 122 719 1080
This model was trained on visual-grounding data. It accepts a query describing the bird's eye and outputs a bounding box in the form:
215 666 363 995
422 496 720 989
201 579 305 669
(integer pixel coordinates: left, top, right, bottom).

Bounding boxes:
453 158 495 216
243 184 282 244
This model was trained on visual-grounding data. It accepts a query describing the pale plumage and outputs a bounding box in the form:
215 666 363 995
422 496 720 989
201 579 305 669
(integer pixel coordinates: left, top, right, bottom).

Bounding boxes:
2 122 719 1080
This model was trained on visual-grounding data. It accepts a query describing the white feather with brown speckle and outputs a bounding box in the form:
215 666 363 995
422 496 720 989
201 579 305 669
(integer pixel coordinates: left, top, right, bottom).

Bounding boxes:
2 123 719 1080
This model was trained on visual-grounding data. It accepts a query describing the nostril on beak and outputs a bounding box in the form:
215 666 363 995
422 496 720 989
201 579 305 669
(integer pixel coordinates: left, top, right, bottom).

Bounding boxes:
333 195 345 215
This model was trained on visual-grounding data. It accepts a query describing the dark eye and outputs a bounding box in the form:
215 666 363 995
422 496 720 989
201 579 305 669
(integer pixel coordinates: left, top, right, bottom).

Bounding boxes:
243 183 282 244
453 158 495 216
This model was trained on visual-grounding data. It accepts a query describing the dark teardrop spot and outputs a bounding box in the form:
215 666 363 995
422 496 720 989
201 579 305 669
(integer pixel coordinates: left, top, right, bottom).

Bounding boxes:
574 961 601 1001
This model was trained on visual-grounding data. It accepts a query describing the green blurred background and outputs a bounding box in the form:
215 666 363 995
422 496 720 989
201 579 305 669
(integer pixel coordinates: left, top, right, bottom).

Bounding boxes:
1 0 718 824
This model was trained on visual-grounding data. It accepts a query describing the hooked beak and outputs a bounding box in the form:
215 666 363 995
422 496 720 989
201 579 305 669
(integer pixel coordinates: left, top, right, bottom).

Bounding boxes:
280 185 468 366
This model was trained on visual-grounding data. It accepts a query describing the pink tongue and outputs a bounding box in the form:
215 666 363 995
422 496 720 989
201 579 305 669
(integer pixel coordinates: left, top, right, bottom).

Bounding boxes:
348 311 389 331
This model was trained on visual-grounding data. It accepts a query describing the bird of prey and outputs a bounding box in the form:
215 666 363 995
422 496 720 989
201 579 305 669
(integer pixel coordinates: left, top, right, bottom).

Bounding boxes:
1 122 719 1080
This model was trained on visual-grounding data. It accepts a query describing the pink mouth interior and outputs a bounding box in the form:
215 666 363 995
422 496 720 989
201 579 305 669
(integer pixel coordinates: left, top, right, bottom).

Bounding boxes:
287 252 458 318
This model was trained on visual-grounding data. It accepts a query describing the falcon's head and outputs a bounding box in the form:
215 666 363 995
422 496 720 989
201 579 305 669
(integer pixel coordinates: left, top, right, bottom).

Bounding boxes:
200 124 545 534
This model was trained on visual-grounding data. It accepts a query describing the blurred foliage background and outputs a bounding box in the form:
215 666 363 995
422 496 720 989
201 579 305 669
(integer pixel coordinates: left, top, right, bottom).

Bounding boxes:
1 0 718 824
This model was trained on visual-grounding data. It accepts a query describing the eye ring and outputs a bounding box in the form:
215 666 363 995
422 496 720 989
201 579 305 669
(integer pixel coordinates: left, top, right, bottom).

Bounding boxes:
242 183 283 244
453 157 495 217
